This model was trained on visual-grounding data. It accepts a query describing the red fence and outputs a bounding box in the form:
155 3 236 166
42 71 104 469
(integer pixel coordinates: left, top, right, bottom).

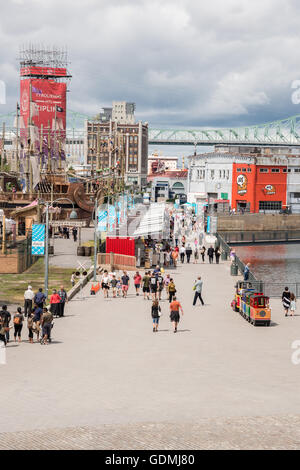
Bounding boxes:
98 252 136 271
106 237 135 256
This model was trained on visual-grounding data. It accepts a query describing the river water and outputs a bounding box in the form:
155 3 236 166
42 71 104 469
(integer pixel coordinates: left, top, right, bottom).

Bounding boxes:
234 244 300 284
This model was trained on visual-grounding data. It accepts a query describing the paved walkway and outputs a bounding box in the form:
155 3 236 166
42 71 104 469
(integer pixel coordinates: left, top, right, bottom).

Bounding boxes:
49 228 93 269
1 249 300 448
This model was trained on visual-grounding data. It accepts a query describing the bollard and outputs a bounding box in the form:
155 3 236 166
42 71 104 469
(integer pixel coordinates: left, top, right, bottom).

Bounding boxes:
231 263 238 276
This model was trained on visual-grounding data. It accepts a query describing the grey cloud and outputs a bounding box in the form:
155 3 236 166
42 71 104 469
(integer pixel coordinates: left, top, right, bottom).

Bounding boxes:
0 0 300 130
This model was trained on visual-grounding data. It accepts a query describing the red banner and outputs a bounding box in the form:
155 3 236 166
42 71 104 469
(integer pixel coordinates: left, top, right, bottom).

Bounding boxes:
20 78 66 135
20 66 67 77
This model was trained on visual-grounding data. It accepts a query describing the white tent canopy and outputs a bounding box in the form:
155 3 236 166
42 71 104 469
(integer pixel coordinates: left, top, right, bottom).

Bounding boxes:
133 203 168 238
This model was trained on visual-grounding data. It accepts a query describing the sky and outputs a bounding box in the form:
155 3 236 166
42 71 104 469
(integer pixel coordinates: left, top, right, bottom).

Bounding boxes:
1 0 300 132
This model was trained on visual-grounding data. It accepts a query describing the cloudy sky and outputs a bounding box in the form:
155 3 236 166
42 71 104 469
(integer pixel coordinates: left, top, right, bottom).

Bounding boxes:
1 0 300 130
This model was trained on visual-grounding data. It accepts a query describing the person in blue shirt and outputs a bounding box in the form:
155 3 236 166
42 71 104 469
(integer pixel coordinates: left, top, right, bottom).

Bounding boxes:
34 288 46 309
244 263 251 281
58 286 68 317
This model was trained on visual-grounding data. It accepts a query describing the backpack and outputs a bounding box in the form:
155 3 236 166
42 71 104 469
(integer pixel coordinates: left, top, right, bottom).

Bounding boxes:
13 316 20 325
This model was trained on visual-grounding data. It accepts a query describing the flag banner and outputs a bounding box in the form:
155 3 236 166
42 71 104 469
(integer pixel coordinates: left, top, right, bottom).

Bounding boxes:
30 156 40 189
108 205 116 232
97 208 108 232
32 224 45 255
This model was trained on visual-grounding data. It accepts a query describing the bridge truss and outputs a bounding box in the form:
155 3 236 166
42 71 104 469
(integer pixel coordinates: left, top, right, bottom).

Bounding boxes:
2 111 300 147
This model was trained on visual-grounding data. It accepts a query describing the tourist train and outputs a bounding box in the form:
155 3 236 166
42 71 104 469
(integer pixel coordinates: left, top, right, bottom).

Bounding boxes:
231 281 271 326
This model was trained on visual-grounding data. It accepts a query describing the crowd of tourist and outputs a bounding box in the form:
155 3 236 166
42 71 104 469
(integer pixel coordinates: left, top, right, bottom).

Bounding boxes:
0 284 68 346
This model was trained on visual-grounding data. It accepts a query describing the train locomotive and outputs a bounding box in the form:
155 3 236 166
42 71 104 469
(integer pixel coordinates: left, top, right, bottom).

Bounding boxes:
231 281 271 326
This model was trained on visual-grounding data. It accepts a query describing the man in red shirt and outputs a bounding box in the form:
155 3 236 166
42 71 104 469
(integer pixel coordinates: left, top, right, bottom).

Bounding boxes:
169 296 184 333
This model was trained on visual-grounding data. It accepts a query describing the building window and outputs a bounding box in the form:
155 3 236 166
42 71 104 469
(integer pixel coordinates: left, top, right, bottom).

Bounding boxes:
237 168 241 172
294 168 300 173
259 201 282 211
242 168 247 172
259 168 268 173
271 168 280 173
219 170 222 178
247 168 252 172
210 170 215 180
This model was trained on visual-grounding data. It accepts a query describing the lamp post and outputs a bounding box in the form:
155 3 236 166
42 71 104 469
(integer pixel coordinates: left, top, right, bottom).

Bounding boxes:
93 197 98 282
42 197 78 299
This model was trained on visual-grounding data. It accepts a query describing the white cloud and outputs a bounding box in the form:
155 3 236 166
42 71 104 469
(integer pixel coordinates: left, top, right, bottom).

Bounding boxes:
0 0 300 127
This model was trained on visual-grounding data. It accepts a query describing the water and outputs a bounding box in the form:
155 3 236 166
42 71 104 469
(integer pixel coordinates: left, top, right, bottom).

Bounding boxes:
234 244 300 284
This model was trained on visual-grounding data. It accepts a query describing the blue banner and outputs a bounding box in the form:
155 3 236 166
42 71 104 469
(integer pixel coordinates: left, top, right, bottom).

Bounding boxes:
97 209 108 232
32 224 45 255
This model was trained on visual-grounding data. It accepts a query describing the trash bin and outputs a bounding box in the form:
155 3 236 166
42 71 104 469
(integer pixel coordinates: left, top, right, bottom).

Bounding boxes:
231 263 238 276
221 251 228 261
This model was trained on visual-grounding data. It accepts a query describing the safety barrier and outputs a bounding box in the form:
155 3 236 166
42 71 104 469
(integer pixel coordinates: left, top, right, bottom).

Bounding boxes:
97 252 136 271
90 282 101 295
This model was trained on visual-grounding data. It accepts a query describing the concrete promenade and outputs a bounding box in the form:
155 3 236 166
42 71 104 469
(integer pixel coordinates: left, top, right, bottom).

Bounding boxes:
1 254 300 449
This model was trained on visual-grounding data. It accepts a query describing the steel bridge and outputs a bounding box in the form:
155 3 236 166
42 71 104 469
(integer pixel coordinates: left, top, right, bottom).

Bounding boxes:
2 110 300 147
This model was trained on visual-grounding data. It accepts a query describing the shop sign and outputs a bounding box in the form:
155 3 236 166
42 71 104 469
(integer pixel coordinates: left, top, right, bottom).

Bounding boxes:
237 174 247 195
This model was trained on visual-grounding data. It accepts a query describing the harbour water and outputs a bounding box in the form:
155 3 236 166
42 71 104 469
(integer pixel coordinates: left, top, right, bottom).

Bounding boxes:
234 244 300 284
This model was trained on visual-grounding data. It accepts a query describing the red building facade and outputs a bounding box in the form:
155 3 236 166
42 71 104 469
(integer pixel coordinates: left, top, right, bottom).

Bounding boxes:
231 162 287 213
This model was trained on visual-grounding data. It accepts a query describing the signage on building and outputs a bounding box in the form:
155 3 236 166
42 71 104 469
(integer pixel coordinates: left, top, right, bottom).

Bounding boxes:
20 78 66 135
263 184 276 195
31 224 45 255
237 174 248 195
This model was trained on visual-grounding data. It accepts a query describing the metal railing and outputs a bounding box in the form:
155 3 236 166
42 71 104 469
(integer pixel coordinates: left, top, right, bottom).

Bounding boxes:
216 232 300 298
219 230 300 244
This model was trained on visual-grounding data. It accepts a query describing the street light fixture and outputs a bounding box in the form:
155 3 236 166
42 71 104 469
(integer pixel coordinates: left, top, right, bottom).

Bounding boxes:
41 197 78 299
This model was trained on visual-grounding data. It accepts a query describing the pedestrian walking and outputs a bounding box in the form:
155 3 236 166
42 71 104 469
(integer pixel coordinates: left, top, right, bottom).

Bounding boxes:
168 278 176 303
194 248 199 264
290 293 296 316
101 271 110 298
207 246 214 264
13 307 24 343
134 271 142 296
169 296 184 333
58 286 68 317
164 274 171 296
111 275 118 298
244 263 251 281
72 227 78 242
34 287 46 309
282 287 291 317
0 305 11 344
71 272 76 287
142 271 151 300
215 247 221 264
172 249 178 268
121 271 130 298
27 313 34 344
49 289 61 318
157 271 164 300
150 272 159 300
24 285 34 317
116 277 122 297
193 277 204 306
41 308 53 345
32 303 43 342
151 299 161 332
185 244 192 263
200 246 206 263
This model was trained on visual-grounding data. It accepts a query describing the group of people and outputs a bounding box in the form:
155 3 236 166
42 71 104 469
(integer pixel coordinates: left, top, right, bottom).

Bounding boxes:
49 226 78 242
0 303 53 346
0 284 69 347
